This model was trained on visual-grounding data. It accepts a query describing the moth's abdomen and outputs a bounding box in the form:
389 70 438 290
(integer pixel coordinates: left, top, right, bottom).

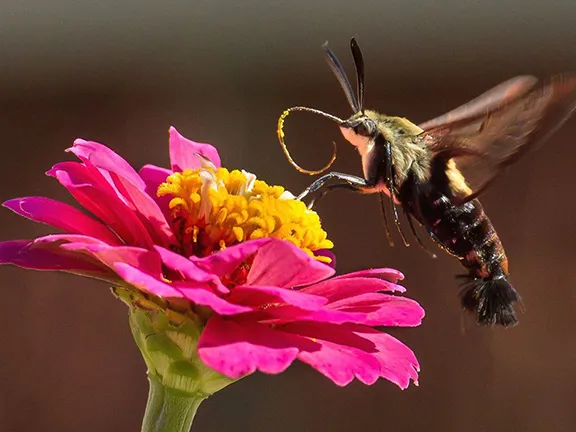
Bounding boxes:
402 182 519 326
426 196 506 278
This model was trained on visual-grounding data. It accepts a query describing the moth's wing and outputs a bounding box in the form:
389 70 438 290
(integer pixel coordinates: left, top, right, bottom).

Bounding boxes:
419 76 538 132
421 74 576 202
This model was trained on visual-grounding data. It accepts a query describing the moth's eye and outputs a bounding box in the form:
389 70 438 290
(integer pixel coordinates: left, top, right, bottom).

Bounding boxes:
398 129 405 135
354 121 372 136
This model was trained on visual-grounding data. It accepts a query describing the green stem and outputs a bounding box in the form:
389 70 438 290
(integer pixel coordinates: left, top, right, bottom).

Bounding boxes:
141 374 205 432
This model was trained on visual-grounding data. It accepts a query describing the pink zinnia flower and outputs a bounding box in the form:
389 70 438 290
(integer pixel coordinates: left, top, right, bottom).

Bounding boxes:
0 127 424 420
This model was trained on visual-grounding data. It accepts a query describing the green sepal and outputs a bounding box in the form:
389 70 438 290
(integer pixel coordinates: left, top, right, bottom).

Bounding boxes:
112 286 236 397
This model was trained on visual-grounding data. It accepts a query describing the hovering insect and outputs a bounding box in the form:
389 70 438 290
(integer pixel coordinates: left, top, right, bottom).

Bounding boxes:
277 38 576 327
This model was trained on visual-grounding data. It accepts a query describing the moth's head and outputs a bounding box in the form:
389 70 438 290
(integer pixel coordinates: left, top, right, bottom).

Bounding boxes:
339 110 380 150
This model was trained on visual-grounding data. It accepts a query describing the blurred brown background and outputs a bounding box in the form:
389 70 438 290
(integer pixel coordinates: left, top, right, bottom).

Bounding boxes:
1 1 576 431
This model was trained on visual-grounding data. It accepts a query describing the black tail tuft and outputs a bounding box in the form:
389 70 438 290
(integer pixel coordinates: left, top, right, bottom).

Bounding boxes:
460 275 520 327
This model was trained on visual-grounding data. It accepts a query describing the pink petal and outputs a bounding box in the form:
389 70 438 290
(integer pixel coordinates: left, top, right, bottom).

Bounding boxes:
173 282 252 315
139 164 173 219
245 293 423 327
327 293 425 327
47 162 154 248
30 235 126 279
227 285 327 310
154 246 229 294
3 197 120 245
333 268 404 283
198 316 317 379
112 262 186 298
107 176 175 247
33 233 109 247
284 322 383 386
0 239 114 280
113 263 250 315
350 325 420 389
169 126 221 172
68 139 146 190
60 242 160 274
69 142 175 247
314 249 336 268
301 277 406 302
239 305 366 325
191 238 272 277
285 322 419 389
247 239 334 288
29 234 169 284
297 336 382 386
139 164 172 193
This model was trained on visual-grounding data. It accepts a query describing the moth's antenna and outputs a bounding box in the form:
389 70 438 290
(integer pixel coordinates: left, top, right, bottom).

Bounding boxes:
323 42 359 112
277 106 344 175
350 37 365 112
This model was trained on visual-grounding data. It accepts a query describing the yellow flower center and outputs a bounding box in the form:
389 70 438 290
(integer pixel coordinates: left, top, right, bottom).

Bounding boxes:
157 167 333 262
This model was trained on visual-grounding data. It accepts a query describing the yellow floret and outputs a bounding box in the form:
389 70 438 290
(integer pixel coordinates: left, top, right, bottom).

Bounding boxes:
157 167 333 262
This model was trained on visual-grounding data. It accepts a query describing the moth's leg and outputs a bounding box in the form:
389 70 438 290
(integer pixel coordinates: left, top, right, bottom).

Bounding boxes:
405 210 437 258
388 192 410 247
378 192 395 247
297 172 397 248
403 176 441 258
297 172 370 208
384 141 410 247
309 184 398 249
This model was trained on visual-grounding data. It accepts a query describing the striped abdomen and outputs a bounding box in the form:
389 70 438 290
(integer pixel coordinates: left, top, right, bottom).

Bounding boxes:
421 194 508 281
400 172 520 326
